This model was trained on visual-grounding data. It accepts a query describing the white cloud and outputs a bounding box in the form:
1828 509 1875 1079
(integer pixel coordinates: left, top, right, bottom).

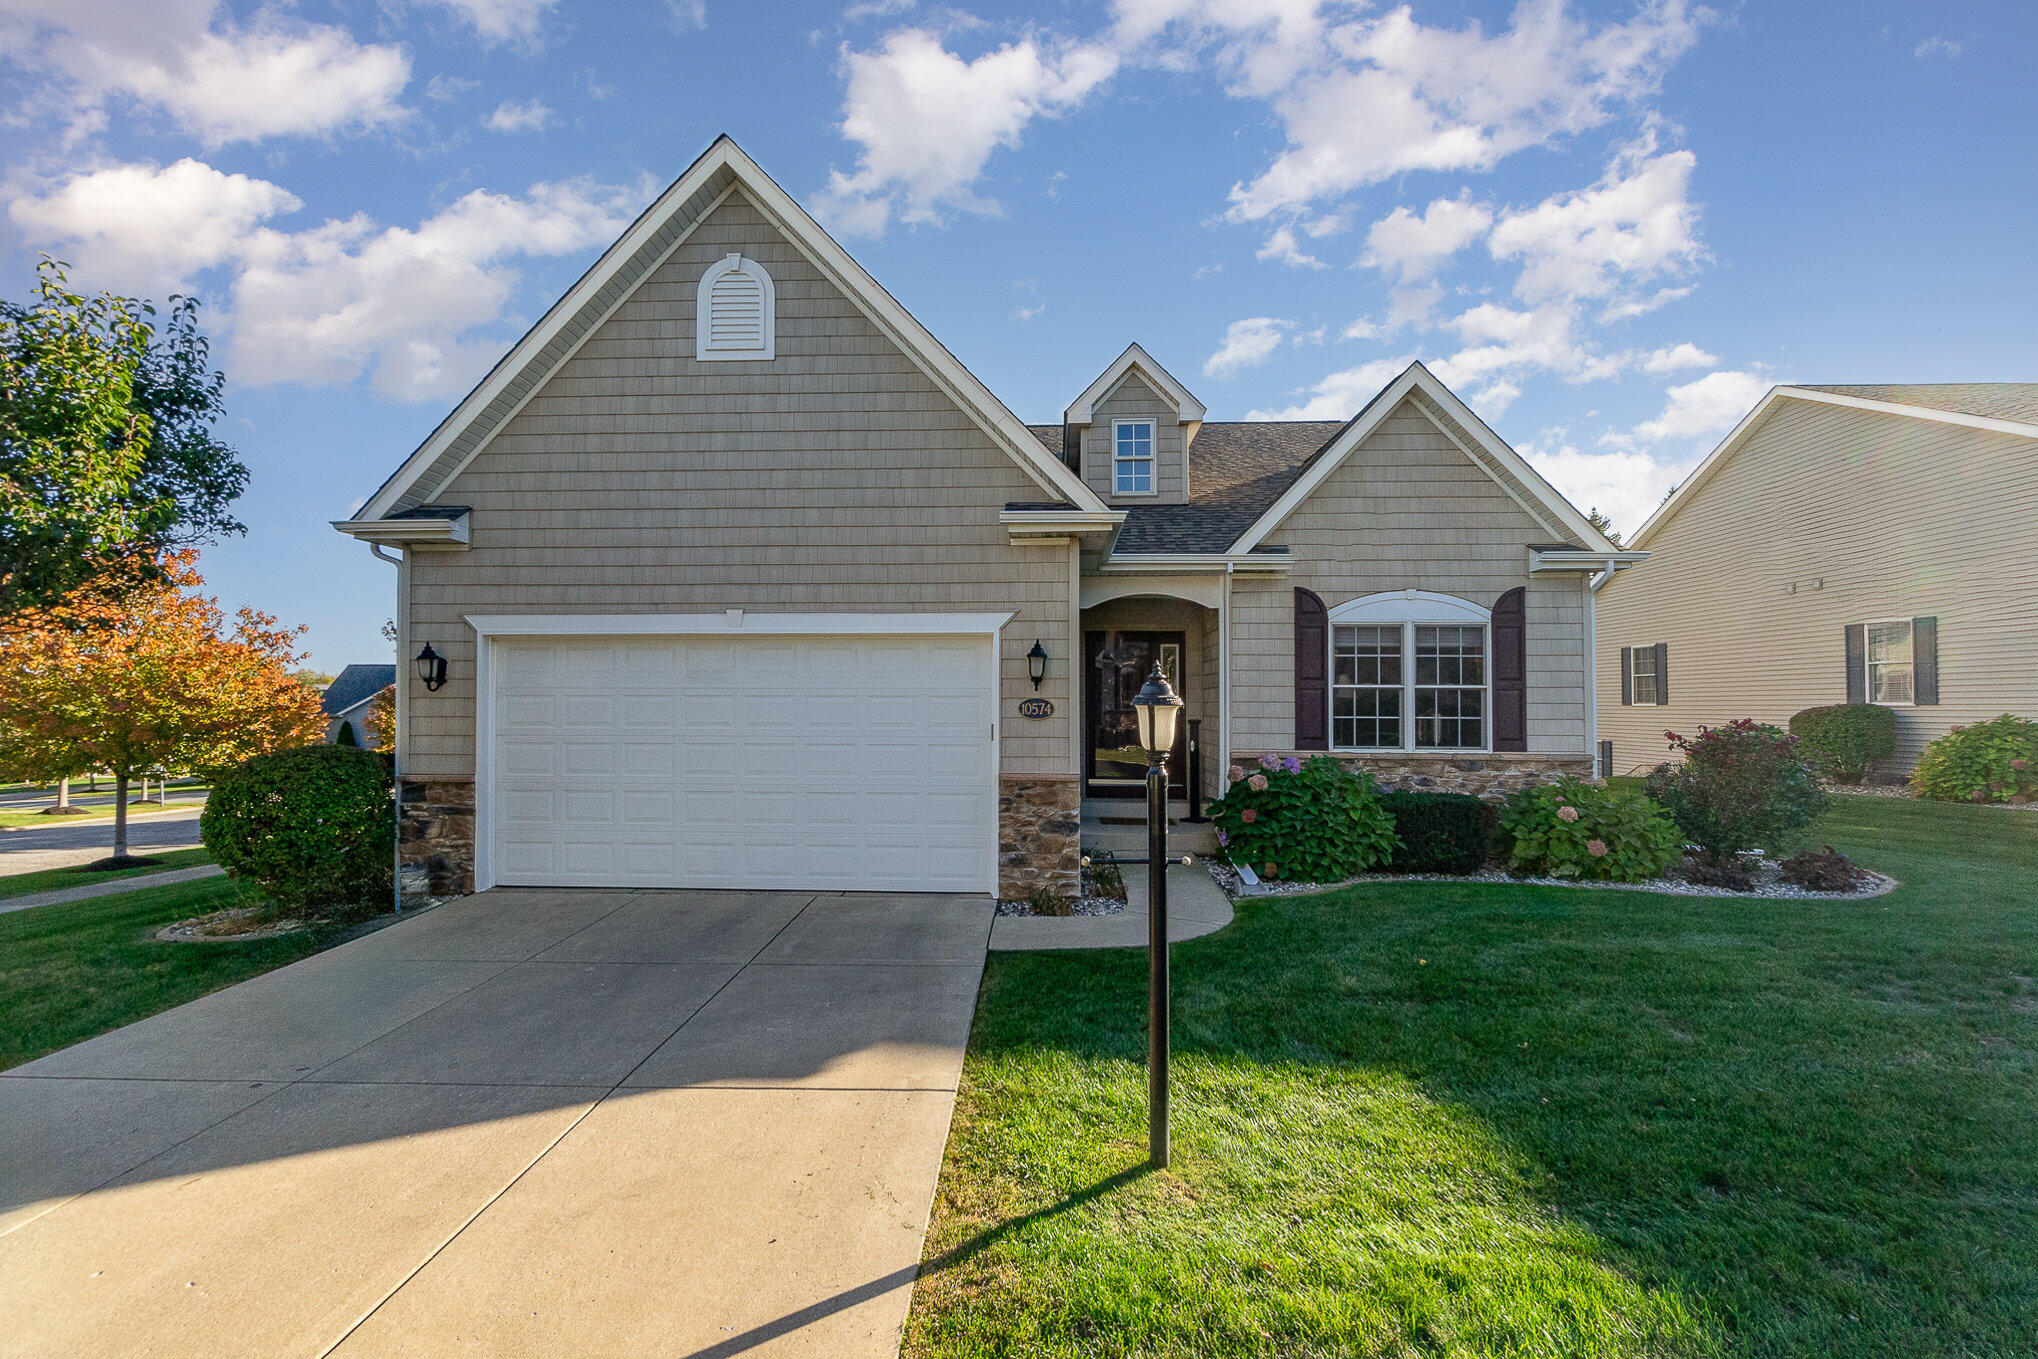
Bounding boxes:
7 156 649 402
1254 224 1325 269
1134 0 1707 223
1340 316 1382 341
1488 142 1703 311
0 0 410 144
1435 301 1625 385
1520 438 1680 535
813 28 1116 234
425 73 480 102
1247 354 1413 420
1615 368 1769 447
7 158 301 291
1203 316 1289 377
666 0 708 31
1473 379 1521 414
1914 35 1963 58
1011 303 1045 322
1385 284 1443 331
426 0 559 44
1640 341 1716 373
1361 193 1493 281
484 98 555 132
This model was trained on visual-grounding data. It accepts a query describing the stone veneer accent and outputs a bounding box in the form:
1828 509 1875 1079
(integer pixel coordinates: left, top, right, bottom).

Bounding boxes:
1236 752 1595 800
399 776 475 898
998 773 1081 900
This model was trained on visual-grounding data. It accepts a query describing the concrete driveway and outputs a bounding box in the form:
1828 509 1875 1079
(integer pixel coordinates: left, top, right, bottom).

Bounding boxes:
0 887 993 1357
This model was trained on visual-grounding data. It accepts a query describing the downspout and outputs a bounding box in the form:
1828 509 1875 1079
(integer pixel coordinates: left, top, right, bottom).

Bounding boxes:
1582 572 1599 778
368 543 404 914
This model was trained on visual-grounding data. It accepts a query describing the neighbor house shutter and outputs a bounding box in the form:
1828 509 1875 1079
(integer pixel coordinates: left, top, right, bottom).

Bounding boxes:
1652 642 1669 706
1491 587 1527 751
1619 647 1633 706
1294 587 1328 751
1845 624 1867 704
1912 616 1939 705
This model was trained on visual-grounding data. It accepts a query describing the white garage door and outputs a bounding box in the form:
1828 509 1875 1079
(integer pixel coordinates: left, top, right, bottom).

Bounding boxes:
485 632 996 893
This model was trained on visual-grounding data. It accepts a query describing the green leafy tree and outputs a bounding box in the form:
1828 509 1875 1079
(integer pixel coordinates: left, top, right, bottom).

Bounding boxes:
0 259 247 621
335 720 360 747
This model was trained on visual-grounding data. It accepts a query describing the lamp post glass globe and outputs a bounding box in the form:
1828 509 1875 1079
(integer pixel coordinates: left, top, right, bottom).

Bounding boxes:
1027 639 1048 690
1131 662 1183 759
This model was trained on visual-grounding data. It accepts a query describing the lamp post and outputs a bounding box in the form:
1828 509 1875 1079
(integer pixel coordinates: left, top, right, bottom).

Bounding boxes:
1129 660 1183 1170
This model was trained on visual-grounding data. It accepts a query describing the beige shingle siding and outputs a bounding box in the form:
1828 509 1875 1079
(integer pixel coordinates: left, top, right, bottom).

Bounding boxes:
1228 398 1591 756
403 189 1074 779
1080 372 1187 503
1596 397 2038 775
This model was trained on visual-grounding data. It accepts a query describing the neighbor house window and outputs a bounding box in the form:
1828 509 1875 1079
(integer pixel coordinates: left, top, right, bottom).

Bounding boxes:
1113 420 1155 494
1329 592 1490 752
1631 644 1659 705
1866 620 1915 704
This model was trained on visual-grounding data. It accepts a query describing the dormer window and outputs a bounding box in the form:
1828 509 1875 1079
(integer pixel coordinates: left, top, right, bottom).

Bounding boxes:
696 253 774 361
1113 419 1155 495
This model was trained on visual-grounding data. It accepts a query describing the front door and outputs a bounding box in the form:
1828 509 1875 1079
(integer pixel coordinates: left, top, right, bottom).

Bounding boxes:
1085 630 1188 798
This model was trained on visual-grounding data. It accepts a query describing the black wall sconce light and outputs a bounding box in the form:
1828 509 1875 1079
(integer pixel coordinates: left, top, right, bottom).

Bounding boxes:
415 642 448 692
1027 639 1048 690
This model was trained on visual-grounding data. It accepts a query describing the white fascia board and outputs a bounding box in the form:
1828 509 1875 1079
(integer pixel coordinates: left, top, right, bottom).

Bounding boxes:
1000 509 1125 537
356 136 1107 523
1226 362 1616 556
332 517 470 548
1529 548 1649 572
465 611 1016 638
1100 553 1292 574
1631 386 2038 550
1064 342 1207 425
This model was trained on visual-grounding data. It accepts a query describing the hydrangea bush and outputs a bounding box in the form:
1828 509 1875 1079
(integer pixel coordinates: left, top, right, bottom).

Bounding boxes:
1209 754 1397 883
1911 715 2038 803
1497 777 1683 882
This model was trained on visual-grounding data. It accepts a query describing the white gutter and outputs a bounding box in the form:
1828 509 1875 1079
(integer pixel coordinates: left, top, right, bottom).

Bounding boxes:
334 516 471 549
1102 553 1292 574
1530 548 1648 574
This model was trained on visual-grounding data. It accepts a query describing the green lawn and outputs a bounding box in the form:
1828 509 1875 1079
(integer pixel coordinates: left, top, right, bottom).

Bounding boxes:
0 875 356 1071
906 795 2038 1358
0 797 204 831
0 846 215 901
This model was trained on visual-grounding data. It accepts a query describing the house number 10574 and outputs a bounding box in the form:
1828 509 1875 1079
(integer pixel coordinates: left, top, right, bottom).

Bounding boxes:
1017 697 1055 720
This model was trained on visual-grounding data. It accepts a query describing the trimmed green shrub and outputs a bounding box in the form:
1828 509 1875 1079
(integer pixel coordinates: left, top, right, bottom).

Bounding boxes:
334 720 359 748
1497 777 1683 882
1211 754 1398 883
201 745 393 915
1911 715 2038 804
1645 720 1827 859
1788 703 1896 784
1379 791 1496 875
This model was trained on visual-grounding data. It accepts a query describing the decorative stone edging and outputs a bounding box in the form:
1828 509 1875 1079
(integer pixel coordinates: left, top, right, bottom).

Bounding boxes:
1208 860 1900 903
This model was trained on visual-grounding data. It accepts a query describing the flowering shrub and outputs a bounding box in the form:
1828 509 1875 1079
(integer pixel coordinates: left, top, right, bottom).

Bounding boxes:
1644 720 1827 859
1497 778 1683 882
1210 753 1397 883
1910 715 2038 804
1788 703 1897 784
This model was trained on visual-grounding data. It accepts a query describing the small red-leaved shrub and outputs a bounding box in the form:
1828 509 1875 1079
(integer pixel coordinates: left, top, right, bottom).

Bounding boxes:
1645 720 1827 860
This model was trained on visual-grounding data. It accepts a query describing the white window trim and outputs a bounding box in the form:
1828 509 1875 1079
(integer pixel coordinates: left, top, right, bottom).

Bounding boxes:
1111 418 1158 497
695 252 775 361
1862 617 1918 708
1326 592 1493 755
1630 641 1660 707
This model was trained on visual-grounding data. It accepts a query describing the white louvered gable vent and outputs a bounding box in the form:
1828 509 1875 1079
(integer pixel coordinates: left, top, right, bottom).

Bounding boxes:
696 252 775 361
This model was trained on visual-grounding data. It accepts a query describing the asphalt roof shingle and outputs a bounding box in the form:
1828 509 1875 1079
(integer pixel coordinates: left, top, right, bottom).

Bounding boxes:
1028 420 1345 554
1794 383 2038 427
320 664 396 717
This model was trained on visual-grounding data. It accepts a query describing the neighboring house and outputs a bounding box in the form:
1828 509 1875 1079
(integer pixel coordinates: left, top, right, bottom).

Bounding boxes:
334 137 1632 900
321 664 396 745
1596 383 2038 777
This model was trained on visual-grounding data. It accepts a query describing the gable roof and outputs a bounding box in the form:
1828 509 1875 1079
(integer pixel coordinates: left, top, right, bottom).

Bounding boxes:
1029 420 1343 553
1064 343 1206 426
349 136 1106 525
1631 383 2038 549
1793 383 2038 427
321 664 395 718
1228 362 1618 555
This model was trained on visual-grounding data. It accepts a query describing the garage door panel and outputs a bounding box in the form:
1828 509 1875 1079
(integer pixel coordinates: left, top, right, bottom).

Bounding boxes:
489 631 996 893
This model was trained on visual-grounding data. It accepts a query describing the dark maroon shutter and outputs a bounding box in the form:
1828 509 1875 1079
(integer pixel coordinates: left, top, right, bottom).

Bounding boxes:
1845 625 1867 704
1619 647 1633 706
1491 586 1527 751
1912 616 1939 704
1294 587 1328 751
1652 642 1669 705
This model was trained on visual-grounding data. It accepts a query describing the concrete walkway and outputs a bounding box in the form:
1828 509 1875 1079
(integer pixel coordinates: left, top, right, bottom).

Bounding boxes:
990 862 1233 951
0 864 224 915
1 886 993 1358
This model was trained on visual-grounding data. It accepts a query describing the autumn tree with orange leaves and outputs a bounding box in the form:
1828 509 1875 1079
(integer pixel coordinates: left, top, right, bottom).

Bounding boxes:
0 552 325 864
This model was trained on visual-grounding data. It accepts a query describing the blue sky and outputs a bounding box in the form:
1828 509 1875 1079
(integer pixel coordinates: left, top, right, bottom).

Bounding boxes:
1 0 2032 672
